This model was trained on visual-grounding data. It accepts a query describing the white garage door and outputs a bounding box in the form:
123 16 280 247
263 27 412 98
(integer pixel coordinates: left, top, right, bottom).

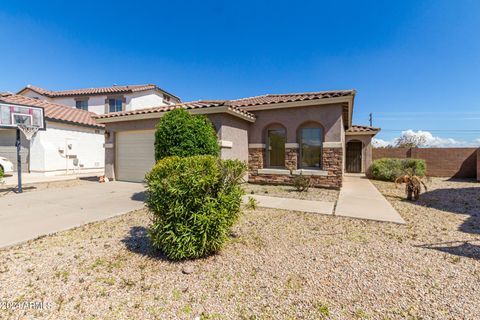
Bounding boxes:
116 130 155 182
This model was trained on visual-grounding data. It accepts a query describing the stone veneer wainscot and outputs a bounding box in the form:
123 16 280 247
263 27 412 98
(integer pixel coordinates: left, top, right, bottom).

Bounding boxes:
248 144 343 188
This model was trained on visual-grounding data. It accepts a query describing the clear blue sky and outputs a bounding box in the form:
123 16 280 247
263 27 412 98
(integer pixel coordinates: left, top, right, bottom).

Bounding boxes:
1 0 479 144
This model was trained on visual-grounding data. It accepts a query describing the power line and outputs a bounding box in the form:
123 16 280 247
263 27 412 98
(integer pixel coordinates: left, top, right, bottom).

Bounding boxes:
380 129 480 133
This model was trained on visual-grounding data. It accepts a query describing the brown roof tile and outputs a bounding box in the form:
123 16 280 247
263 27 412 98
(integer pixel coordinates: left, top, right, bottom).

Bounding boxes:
94 100 255 121
18 84 181 101
94 90 354 123
230 90 355 107
346 125 380 133
0 93 103 128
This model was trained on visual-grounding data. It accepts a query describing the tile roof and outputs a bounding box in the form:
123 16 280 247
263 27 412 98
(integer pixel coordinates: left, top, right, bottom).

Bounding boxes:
18 84 181 101
230 90 355 107
94 100 256 121
94 90 355 123
346 125 380 134
0 93 103 128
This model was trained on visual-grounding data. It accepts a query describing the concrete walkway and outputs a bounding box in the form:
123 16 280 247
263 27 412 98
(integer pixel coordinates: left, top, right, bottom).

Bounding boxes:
244 194 335 215
335 175 405 224
0 181 145 248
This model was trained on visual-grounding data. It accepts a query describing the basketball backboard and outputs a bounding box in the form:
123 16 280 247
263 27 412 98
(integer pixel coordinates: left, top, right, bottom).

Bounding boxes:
0 103 45 130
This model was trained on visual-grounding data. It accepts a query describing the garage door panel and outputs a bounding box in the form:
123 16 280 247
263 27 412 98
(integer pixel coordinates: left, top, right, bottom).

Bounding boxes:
116 130 155 182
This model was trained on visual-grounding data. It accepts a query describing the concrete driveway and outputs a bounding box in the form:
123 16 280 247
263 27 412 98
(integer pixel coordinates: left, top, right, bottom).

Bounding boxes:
0 181 145 248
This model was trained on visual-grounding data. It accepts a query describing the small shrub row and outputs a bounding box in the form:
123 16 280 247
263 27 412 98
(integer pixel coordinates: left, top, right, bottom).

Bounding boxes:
368 158 426 181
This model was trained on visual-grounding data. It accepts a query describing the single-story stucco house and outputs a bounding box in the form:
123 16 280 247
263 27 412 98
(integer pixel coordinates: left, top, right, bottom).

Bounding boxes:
94 90 380 188
0 93 105 174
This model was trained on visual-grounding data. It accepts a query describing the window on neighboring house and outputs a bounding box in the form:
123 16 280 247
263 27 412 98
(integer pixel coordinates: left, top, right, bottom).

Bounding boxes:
75 100 88 111
163 94 171 102
299 124 323 169
108 97 123 113
266 126 286 168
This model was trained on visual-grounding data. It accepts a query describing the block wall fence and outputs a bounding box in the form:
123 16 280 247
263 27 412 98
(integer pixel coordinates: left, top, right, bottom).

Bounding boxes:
372 147 479 179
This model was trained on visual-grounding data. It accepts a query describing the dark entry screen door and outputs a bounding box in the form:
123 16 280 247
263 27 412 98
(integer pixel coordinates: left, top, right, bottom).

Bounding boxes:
346 141 362 173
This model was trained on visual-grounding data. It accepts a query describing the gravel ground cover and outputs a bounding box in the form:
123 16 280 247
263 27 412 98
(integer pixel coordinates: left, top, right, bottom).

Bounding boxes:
0 178 479 319
244 183 339 202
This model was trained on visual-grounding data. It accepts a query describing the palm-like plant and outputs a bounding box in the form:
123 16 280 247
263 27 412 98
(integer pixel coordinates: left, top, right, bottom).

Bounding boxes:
395 169 428 201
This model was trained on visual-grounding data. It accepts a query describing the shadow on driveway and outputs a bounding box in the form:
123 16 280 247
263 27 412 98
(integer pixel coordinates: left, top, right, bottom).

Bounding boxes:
131 191 146 202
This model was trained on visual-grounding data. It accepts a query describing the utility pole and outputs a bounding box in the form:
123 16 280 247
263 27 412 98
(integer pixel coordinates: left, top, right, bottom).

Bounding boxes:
369 113 373 127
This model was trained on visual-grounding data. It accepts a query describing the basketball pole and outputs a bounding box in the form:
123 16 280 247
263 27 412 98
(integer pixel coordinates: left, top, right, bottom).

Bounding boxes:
16 127 23 193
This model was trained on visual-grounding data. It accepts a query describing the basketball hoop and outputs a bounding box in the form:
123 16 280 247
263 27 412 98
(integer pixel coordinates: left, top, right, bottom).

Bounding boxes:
1 102 45 193
18 124 39 141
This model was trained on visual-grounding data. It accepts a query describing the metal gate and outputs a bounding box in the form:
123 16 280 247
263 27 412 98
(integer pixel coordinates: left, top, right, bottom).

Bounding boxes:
346 141 362 173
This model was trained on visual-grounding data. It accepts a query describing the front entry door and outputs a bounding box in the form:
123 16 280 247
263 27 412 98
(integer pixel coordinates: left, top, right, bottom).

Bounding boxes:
346 141 362 173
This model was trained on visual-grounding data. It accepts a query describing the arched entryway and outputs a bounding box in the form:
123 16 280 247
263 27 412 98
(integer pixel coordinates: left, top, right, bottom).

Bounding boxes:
346 140 362 173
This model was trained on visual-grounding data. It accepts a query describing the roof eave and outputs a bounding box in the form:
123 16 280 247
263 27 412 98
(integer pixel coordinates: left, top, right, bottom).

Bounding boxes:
238 95 354 127
345 129 381 136
46 118 104 129
94 105 256 125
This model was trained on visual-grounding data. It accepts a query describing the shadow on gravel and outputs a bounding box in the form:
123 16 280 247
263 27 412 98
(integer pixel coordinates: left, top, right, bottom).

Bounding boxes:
411 183 480 260
416 240 480 261
409 187 480 234
121 226 170 261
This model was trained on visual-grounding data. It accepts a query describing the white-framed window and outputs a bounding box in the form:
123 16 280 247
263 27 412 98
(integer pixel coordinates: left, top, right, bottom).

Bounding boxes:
108 97 123 113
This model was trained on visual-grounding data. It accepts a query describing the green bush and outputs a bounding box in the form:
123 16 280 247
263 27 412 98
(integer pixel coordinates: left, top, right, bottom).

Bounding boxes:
154 108 219 160
0 166 3 182
292 174 311 192
145 155 247 260
368 158 426 181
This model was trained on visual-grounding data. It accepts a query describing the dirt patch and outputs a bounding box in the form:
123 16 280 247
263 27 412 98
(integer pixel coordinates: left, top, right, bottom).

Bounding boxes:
244 183 339 202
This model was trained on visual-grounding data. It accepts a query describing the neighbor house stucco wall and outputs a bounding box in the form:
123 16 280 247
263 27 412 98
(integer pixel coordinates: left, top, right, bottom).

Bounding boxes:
29 121 104 175
19 88 170 115
127 90 168 111
52 96 107 114
247 104 344 144
19 89 53 102
345 134 374 173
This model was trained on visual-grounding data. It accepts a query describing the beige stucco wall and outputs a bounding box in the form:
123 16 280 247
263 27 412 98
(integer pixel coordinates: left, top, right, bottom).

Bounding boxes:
209 114 249 163
102 114 250 179
345 134 374 173
247 103 344 144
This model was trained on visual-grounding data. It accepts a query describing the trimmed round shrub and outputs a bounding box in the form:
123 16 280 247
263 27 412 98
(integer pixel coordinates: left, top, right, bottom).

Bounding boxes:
154 108 219 160
368 158 426 181
145 155 246 260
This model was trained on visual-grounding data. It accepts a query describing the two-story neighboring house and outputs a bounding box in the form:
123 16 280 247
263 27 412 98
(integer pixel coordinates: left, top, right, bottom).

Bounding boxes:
17 84 181 115
0 84 180 176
